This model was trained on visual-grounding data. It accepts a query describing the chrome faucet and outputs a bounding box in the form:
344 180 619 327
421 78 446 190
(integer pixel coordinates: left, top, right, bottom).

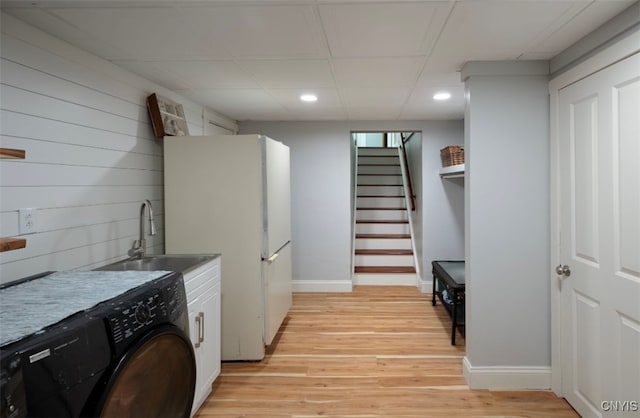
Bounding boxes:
129 199 157 258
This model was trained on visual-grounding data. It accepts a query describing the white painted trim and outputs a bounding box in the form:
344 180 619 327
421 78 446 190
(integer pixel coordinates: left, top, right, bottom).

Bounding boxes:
461 61 549 81
549 29 640 91
550 3 640 75
549 85 564 397
420 280 433 294
463 357 552 390
292 280 352 293
548 31 640 397
353 274 417 286
203 108 238 134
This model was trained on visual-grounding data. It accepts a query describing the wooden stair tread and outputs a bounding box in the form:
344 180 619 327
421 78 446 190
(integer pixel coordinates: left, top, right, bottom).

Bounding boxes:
355 154 415 276
355 249 413 255
357 207 405 210
354 266 416 273
356 220 408 224
356 234 411 239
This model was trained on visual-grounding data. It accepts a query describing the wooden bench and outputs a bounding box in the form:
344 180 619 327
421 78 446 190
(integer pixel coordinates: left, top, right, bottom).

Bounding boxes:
431 260 465 345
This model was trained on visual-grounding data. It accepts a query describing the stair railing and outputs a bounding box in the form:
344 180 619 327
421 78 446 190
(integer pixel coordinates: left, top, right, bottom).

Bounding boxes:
351 140 359 279
399 133 416 211
397 136 421 281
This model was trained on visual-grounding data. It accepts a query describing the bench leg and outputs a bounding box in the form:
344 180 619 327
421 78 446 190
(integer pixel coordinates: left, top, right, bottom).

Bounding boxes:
451 303 457 345
432 274 437 306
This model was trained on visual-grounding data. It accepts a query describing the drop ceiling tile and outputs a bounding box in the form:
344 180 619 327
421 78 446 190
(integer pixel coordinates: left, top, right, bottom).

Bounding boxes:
523 0 636 58
113 61 192 92
403 84 465 121
341 88 410 108
288 107 348 121
4 8 129 60
399 106 463 121
3 0 633 122
319 2 448 57
239 60 335 88
414 71 463 90
183 5 328 59
332 57 424 88
141 60 259 88
347 107 403 121
425 0 582 73
267 88 342 109
45 7 231 60
184 88 290 121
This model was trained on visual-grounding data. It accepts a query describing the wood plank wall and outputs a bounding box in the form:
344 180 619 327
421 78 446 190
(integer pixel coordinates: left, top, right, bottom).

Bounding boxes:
0 13 233 284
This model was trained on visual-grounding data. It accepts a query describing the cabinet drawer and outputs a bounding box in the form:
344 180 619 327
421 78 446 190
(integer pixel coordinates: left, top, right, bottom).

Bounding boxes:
184 260 220 296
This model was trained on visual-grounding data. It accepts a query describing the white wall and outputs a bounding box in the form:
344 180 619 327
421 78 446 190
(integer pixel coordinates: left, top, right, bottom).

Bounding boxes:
462 61 551 388
239 120 464 291
0 13 235 284
420 124 465 274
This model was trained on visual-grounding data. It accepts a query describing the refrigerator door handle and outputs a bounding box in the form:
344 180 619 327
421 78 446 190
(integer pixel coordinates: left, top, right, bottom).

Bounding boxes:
262 240 291 263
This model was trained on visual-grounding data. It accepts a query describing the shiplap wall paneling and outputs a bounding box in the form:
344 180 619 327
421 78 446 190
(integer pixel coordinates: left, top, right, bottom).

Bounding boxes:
0 20 204 284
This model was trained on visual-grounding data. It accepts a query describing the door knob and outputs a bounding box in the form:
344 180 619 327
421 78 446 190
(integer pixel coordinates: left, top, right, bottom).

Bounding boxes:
555 264 571 278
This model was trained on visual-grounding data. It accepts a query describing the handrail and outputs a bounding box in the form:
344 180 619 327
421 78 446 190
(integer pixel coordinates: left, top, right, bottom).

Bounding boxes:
397 142 421 281
399 134 416 211
351 140 359 278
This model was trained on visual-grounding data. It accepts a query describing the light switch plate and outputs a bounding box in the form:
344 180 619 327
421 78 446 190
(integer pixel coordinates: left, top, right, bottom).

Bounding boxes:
19 208 37 235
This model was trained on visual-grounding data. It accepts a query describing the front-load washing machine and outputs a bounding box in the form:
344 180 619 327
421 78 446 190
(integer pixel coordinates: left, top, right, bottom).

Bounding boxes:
0 270 196 418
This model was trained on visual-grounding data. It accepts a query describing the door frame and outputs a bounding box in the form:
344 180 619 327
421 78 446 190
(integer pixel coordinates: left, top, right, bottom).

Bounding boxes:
548 29 640 397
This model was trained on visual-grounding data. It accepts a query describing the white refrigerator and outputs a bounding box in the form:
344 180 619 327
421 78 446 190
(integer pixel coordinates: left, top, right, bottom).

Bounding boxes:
164 134 292 361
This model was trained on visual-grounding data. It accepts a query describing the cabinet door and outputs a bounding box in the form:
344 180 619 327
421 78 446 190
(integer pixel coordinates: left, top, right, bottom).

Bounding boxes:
190 283 221 416
198 284 220 388
187 298 204 418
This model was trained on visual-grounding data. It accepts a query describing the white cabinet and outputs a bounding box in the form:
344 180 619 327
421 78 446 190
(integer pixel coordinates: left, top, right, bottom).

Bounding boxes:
183 256 221 417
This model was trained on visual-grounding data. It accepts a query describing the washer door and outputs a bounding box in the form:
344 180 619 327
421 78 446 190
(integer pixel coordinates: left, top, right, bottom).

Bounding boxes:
95 325 196 418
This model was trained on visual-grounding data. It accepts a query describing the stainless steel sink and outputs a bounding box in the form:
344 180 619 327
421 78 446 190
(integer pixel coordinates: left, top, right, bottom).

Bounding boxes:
95 254 215 274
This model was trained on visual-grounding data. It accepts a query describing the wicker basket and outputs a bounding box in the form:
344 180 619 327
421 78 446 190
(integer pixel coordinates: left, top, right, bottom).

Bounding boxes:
440 145 464 167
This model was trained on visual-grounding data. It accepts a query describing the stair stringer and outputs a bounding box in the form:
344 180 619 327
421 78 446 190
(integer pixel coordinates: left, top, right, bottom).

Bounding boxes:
397 145 421 282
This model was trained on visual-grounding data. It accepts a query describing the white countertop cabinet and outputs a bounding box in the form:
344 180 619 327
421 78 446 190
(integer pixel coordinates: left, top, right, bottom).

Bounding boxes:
183 256 221 417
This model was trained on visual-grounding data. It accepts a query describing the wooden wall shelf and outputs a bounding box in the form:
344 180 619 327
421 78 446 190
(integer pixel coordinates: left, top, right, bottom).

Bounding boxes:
439 164 465 179
0 148 28 252
0 237 26 253
0 148 26 159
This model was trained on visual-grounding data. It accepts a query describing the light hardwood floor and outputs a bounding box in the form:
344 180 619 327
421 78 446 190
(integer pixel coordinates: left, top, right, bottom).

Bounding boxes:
196 286 578 417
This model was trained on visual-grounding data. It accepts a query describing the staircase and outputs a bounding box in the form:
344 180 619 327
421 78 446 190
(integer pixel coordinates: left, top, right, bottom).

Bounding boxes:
353 147 417 285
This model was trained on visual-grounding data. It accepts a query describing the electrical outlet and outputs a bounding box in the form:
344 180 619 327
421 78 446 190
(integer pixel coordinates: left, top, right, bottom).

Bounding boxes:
19 208 37 235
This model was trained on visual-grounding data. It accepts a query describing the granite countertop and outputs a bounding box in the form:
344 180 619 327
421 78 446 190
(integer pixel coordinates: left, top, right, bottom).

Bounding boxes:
0 270 173 347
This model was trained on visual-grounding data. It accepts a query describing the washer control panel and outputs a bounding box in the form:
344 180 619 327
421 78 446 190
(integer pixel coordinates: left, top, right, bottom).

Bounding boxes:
103 273 186 355
106 290 167 353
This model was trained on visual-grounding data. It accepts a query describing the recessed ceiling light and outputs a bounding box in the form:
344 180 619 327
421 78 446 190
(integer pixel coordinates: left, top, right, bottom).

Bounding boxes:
300 94 318 102
433 92 451 101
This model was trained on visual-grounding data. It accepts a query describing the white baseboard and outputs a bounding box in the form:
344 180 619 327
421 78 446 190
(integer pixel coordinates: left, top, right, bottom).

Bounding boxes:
292 280 352 292
353 273 417 286
420 280 433 293
463 357 552 390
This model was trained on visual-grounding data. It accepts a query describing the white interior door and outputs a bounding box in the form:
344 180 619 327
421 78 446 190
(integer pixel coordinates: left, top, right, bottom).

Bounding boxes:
558 52 640 417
